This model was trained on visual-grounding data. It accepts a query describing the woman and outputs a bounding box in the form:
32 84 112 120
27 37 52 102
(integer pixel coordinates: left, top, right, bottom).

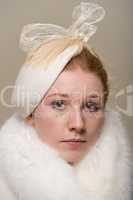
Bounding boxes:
0 2 132 200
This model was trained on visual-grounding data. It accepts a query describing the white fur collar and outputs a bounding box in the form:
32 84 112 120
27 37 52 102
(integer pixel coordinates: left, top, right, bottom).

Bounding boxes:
0 111 132 200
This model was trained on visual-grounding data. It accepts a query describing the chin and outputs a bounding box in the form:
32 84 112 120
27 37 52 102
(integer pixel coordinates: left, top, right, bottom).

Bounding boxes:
60 151 86 165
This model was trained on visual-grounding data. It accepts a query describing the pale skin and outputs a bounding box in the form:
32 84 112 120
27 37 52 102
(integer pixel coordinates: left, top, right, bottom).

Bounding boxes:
27 58 105 165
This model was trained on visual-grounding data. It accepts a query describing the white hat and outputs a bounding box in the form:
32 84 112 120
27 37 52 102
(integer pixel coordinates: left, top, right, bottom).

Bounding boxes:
11 2 105 117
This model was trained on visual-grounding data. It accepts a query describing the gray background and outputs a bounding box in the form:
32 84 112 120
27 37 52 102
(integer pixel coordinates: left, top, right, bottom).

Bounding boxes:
0 0 133 143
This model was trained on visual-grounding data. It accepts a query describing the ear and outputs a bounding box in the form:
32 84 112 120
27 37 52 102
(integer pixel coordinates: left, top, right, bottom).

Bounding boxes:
25 113 35 127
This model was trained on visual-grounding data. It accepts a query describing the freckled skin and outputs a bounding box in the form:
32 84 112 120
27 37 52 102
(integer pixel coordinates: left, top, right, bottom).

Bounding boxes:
27 64 105 165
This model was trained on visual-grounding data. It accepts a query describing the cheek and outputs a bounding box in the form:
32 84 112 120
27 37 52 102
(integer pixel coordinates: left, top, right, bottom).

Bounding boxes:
85 114 104 143
33 108 65 144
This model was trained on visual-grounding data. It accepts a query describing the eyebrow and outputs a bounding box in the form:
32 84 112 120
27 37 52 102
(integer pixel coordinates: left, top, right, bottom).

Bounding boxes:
46 93 101 99
46 93 69 98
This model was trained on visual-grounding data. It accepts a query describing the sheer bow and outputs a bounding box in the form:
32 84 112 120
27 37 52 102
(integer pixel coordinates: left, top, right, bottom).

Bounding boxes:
20 2 105 53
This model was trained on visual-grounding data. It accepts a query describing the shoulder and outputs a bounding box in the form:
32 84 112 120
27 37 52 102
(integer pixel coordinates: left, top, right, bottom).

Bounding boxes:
0 176 16 200
0 115 18 200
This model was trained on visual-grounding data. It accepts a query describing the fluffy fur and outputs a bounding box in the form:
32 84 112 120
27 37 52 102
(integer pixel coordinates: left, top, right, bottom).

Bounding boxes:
0 111 132 200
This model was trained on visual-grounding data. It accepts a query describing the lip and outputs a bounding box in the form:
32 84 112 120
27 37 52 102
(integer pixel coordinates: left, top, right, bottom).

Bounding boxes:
60 139 86 150
61 139 86 142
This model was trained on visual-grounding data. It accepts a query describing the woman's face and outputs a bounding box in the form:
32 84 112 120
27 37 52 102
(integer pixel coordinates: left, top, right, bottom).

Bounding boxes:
28 61 105 165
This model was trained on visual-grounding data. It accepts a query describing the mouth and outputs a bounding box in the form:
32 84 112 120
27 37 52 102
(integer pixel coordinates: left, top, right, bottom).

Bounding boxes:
61 139 86 143
60 139 86 150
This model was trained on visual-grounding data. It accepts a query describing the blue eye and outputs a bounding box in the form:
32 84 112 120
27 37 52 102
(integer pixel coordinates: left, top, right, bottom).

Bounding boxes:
51 100 66 110
84 102 102 112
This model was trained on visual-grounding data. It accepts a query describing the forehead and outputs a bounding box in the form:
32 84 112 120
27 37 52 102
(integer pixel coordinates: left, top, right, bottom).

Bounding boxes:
45 67 103 99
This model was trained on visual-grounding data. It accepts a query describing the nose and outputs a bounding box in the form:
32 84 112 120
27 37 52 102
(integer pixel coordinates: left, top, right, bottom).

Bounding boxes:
67 108 85 134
